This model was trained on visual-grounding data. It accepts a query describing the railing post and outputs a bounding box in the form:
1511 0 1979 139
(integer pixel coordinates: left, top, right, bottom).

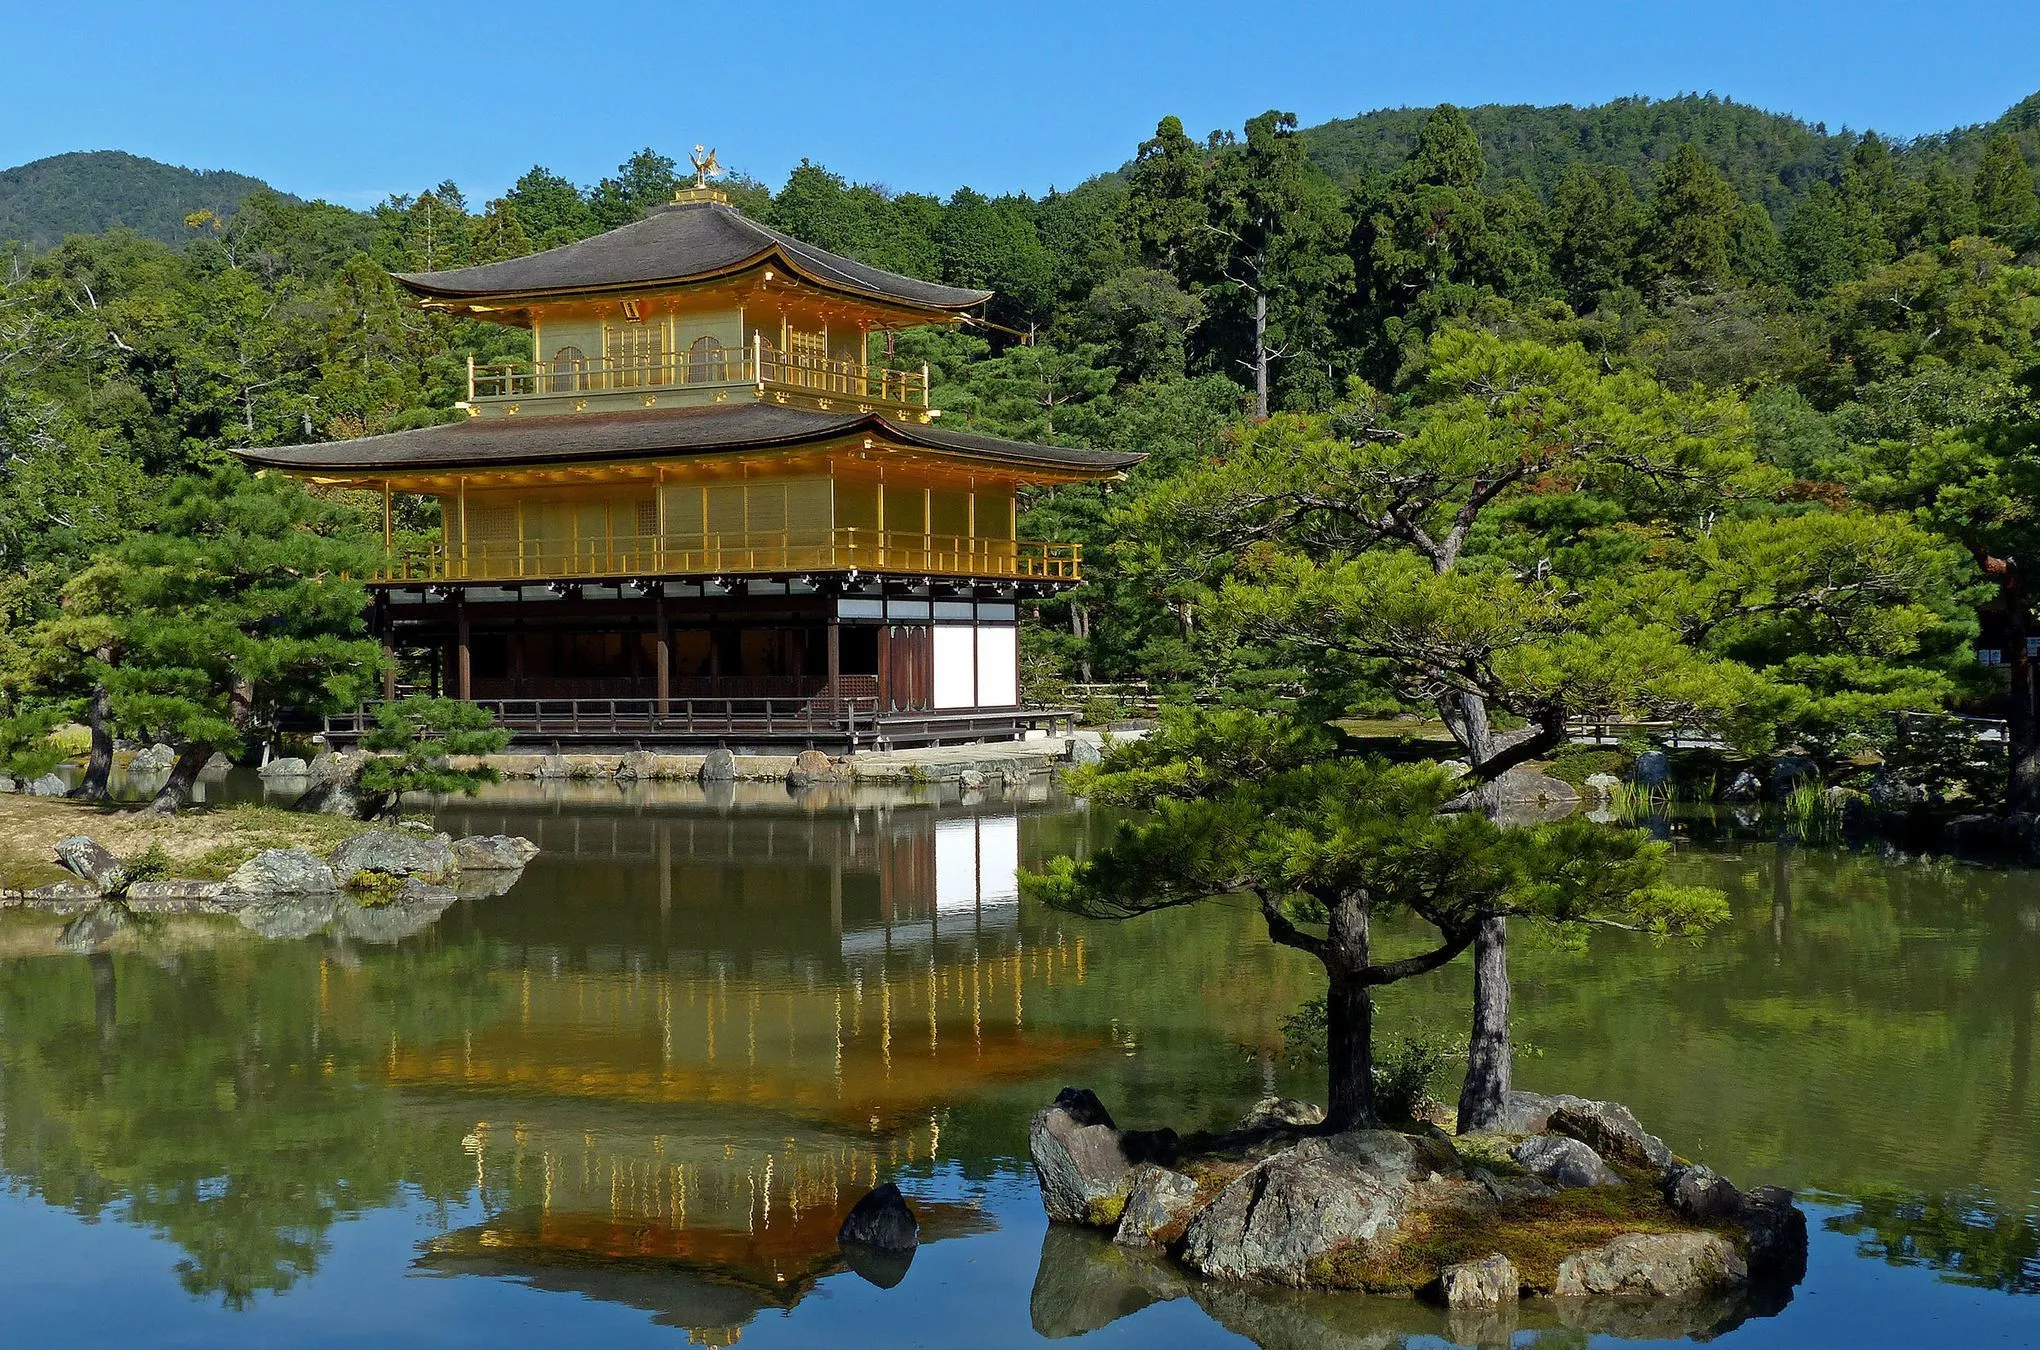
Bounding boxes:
467 353 475 402
921 362 930 407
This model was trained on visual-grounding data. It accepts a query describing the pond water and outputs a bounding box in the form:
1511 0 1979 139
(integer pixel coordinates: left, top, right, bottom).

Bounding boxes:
0 781 2034 1347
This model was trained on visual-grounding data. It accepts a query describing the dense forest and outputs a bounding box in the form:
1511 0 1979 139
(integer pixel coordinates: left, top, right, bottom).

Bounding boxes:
0 151 282 251
5 89 2040 805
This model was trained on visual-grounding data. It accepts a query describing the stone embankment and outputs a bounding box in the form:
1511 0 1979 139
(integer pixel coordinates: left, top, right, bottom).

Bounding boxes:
452 731 1115 791
1027 1087 1806 1338
1 827 539 953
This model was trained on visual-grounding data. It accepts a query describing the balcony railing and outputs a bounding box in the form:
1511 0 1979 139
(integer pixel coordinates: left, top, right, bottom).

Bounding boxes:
373 528 1080 584
469 338 930 407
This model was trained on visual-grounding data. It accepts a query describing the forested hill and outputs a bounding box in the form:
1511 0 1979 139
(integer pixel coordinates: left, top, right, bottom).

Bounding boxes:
1297 91 2040 216
0 151 282 250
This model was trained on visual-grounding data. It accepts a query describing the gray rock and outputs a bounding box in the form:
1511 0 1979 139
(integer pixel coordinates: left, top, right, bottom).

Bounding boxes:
55 836 126 889
223 847 337 896
129 743 177 772
1583 772 1621 798
1719 770 1762 803
0 774 17 793
1633 750 1671 787
259 756 310 779
533 754 573 780
1769 755 1818 795
1029 1088 1136 1227
328 829 454 886
26 773 68 797
1432 1253 1519 1307
837 1181 919 1252
306 751 367 787
1553 1232 1747 1299
201 751 234 777
1179 1133 1420 1285
292 752 378 818
1739 1185 1809 1283
612 750 656 781
236 892 339 940
1237 1097 1327 1132
1869 771 1931 810
1664 1162 1743 1223
958 768 988 792
1548 1100 1673 1173
1489 769 1581 807
451 834 539 871
1490 1089 1588 1135
1067 736 1103 767
1113 1164 1200 1248
700 747 738 782
792 749 836 780
22 880 103 911
125 879 228 913
1512 1134 1622 1189
57 901 131 954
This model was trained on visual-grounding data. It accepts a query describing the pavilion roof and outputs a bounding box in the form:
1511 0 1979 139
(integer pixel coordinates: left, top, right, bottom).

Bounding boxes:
394 198 992 315
234 403 1141 478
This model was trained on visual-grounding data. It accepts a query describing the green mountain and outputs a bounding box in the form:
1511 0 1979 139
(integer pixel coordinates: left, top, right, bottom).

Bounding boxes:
0 151 283 250
1296 91 2040 216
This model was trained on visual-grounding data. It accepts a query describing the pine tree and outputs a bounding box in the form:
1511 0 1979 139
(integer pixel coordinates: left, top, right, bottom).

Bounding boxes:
1974 133 2040 243
1641 143 1750 288
1123 116 1208 272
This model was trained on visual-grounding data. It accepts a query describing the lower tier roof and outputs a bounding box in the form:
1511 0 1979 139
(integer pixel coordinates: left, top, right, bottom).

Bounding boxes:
234 403 1140 480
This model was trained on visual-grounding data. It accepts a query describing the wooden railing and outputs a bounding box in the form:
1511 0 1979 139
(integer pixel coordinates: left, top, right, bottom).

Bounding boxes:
469 340 930 407
326 696 882 739
375 529 1080 584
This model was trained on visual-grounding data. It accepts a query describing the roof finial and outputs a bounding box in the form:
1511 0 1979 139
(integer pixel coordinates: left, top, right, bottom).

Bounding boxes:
689 145 723 189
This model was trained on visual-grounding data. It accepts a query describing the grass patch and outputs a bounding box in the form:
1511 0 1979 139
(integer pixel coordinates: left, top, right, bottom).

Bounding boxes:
1313 1174 1733 1294
1541 747 1631 787
0 796 374 886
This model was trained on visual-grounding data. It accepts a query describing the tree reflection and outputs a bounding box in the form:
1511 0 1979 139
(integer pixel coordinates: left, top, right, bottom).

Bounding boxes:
1827 1189 2040 1294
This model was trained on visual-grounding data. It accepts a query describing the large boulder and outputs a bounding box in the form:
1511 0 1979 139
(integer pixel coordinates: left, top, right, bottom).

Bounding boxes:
259 756 310 779
1029 1088 1138 1227
1179 1133 1434 1286
1768 755 1818 796
1490 1089 1588 1135
1236 1097 1326 1132
1113 1164 1200 1248
1583 772 1621 800
328 829 455 886
1512 1134 1621 1189
1739 1185 1809 1284
54 836 126 889
223 847 337 896
129 743 177 773
451 834 538 871
22 880 102 911
1632 751 1671 787
1430 1253 1520 1308
1719 770 1763 803
700 747 738 782
1548 1100 1673 1173
25 773 68 797
1067 736 1104 767
1553 1232 1747 1300
1663 1162 1743 1223
292 752 379 818
837 1181 919 1252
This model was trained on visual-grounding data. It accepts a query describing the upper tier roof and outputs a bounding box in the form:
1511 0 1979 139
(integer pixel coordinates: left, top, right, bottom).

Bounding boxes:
394 198 993 313
234 403 1141 479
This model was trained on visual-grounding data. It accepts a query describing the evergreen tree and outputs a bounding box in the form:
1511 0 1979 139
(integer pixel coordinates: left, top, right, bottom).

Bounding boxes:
1974 133 2040 243
587 149 679 230
1547 164 1641 309
504 167 593 246
1123 115 1208 271
1641 142 1751 288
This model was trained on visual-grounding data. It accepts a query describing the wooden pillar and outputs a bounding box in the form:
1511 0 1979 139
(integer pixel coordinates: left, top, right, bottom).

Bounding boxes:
826 618 841 700
376 593 396 701
878 625 893 711
655 590 671 719
455 592 472 701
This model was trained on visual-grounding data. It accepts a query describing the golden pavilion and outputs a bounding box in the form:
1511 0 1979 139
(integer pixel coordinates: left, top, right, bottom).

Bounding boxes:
241 180 1138 748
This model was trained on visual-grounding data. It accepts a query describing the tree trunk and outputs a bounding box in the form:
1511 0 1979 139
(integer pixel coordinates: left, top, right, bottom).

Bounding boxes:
72 681 115 803
1455 915 1511 1132
1323 971 1376 1131
148 743 212 815
1251 287 1270 421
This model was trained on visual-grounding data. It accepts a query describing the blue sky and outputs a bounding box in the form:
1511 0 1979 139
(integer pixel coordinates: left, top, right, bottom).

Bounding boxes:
4 1 2036 206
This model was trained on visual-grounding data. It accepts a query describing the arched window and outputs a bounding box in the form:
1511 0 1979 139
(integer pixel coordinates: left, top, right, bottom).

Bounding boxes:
687 335 726 384
549 346 586 394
